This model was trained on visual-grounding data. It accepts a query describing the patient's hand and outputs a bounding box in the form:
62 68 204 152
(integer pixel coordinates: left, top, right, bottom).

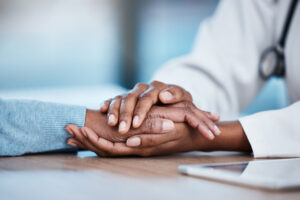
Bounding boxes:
65 109 175 146
66 102 228 156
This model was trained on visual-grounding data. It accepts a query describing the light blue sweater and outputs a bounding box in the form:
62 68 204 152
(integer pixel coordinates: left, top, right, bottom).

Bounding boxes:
0 99 86 156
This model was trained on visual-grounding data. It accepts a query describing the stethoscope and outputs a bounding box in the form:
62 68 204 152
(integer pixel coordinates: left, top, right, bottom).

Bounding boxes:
259 0 299 80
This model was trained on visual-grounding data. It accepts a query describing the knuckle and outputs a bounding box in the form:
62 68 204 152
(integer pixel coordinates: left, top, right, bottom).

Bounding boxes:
124 93 136 100
150 80 161 86
119 111 130 119
182 100 192 107
138 95 153 104
108 106 118 114
112 96 122 103
147 138 155 146
144 119 158 133
205 120 215 128
172 85 184 93
182 103 192 114
145 119 153 131
115 95 122 100
136 82 148 89
140 91 154 99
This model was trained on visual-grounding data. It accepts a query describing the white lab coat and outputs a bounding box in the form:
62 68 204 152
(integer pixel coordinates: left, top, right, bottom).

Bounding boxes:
152 0 300 158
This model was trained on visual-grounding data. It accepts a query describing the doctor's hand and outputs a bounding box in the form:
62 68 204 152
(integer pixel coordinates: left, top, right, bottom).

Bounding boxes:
100 80 220 134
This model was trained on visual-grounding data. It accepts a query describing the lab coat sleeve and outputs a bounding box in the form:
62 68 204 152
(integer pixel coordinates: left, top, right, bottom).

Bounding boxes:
152 0 277 120
0 99 86 156
239 101 300 158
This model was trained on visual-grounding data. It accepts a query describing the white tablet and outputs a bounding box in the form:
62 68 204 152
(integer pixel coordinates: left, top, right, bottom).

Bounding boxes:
178 158 300 190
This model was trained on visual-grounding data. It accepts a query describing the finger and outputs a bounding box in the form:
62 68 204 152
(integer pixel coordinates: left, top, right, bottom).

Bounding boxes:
107 96 122 126
83 127 136 156
140 139 184 156
194 110 221 136
161 102 220 138
84 127 168 157
67 125 107 156
126 131 179 148
67 138 86 149
131 118 175 136
65 124 81 137
80 128 108 157
100 99 112 113
171 102 220 122
181 105 217 139
204 111 220 122
118 84 149 134
170 101 220 122
159 86 192 104
132 81 167 128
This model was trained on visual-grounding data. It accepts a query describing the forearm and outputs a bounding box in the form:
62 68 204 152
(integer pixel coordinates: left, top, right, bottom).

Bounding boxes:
199 121 252 152
0 99 86 156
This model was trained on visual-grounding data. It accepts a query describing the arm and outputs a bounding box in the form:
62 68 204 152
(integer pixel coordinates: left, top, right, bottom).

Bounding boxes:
74 102 300 158
66 104 253 157
97 0 280 138
0 98 172 156
0 99 86 156
239 101 300 158
200 121 251 152
152 0 279 119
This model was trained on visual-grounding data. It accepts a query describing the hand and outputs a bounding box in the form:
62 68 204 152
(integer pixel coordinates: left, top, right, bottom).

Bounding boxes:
66 122 199 157
145 101 222 140
66 103 227 156
100 80 219 134
65 109 176 146
66 121 252 157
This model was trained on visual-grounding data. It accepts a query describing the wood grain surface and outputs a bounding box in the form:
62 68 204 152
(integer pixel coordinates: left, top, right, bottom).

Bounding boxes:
0 151 299 200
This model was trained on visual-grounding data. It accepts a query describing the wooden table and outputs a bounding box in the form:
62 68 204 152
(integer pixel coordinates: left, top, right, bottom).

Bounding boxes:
0 151 299 200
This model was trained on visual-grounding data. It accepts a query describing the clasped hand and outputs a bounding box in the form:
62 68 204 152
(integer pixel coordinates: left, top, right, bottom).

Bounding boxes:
66 81 221 157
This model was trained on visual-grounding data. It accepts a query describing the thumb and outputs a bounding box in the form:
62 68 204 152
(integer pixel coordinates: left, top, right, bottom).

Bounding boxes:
159 86 191 104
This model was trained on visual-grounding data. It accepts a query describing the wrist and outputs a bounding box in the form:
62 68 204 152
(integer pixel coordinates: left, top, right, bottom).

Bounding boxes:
196 121 252 152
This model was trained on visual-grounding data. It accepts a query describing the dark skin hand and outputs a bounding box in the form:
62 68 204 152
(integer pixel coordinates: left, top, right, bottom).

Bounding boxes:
66 108 176 147
100 80 221 140
66 104 252 157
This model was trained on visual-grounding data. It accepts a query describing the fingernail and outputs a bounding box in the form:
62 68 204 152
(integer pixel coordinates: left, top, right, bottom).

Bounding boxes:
68 141 77 147
212 113 220 119
119 121 127 133
100 105 106 111
133 116 140 127
82 128 87 137
214 125 221 135
207 130 215 140
108 114 116 124
160 91 173 101
127 137 141 147
162 120 174 131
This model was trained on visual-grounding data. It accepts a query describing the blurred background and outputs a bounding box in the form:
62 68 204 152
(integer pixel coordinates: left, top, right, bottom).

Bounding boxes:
0 0 288 114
